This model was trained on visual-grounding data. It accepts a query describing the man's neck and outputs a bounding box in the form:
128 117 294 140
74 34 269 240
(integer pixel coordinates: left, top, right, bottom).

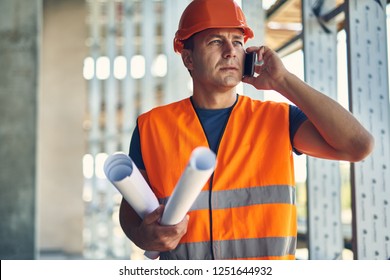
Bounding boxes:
191 90 237 109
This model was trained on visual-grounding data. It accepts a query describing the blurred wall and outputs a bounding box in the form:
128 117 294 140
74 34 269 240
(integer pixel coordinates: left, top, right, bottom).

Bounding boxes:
0 0 41 259
37 0 87 256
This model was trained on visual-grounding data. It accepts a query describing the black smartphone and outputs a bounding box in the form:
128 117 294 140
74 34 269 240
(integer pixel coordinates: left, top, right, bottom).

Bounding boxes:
243 52 256 77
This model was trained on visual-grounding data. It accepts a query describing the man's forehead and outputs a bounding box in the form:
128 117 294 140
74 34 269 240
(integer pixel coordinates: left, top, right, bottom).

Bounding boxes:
198 28 245 39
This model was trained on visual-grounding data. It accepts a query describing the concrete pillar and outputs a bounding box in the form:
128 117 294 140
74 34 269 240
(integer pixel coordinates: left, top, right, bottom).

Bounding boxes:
37 0 87 256
0 0 41 260
0 0 41 259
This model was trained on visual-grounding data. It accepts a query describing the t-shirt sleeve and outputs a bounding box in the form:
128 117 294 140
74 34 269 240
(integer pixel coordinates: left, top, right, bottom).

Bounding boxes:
289 104 308 155
128 122 146 169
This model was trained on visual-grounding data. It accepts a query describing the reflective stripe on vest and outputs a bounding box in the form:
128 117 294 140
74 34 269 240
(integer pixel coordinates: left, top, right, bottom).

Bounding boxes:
158 185 296 210
160 237 297 260
138 95 297 260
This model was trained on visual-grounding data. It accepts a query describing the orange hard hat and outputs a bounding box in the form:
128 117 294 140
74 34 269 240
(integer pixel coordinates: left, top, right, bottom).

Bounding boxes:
173 0 254 53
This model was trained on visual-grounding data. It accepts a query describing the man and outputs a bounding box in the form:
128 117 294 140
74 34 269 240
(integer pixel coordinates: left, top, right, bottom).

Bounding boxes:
119 0 374 260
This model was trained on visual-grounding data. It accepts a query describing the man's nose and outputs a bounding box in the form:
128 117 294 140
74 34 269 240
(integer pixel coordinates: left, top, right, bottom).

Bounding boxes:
223 41 237 58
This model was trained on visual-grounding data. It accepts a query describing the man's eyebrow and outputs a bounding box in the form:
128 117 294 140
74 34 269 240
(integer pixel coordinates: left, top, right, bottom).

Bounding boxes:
232 34 244 40
206 34 224 39
206 34 244 40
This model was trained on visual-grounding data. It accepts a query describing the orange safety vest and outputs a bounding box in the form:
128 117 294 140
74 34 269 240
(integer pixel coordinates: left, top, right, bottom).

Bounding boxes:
137 95 297 260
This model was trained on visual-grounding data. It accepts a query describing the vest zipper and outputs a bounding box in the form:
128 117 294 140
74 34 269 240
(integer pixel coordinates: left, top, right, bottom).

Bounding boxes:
208 174 215 260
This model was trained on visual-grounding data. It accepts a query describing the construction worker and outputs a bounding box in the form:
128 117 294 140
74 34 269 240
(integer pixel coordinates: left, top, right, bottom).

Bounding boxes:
119 0 374 260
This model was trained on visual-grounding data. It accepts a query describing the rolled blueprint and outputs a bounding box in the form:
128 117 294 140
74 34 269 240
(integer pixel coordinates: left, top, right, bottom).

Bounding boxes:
104 152 159 219
145 146 217 259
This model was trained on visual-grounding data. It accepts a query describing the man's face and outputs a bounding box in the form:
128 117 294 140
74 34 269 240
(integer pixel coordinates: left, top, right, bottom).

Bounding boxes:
184 28 246 92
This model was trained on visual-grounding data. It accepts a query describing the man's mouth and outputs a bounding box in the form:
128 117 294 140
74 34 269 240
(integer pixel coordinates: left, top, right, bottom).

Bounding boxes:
220 66 239 71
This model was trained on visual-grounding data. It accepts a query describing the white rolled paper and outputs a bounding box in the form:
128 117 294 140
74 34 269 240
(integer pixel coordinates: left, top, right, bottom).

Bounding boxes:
145 146 217 259
161 147 217 225
103 152 159 219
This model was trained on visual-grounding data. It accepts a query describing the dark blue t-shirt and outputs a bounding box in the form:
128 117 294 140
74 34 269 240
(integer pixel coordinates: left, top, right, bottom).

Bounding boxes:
129 100 307 169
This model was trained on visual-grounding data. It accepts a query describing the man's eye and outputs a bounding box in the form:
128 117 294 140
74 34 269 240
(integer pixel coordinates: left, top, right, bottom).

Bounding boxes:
210 39 222 45
234 41 243 46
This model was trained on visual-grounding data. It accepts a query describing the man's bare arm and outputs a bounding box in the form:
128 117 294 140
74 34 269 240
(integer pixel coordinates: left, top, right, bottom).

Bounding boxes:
243 46 374 162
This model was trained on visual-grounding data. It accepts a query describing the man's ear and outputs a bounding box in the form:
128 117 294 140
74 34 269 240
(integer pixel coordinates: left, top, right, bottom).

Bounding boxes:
181 49 194 71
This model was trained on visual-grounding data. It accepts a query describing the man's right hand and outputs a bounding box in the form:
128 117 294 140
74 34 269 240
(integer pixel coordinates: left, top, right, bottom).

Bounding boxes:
131 205 190 252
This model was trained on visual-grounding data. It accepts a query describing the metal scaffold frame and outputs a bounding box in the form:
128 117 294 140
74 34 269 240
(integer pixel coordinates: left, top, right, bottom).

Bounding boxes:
346 0 390 260
302 0 343 260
